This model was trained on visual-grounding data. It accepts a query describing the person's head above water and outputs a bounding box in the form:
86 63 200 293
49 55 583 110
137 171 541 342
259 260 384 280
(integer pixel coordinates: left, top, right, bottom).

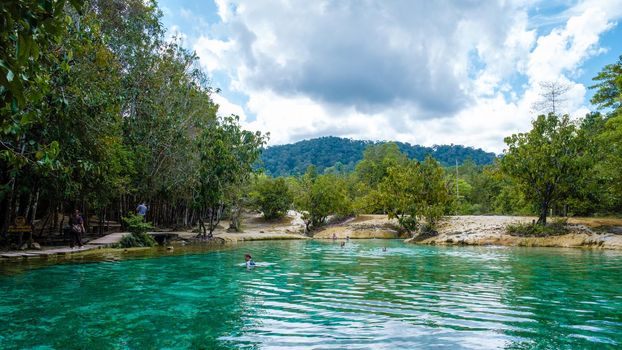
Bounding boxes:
244 254 252 261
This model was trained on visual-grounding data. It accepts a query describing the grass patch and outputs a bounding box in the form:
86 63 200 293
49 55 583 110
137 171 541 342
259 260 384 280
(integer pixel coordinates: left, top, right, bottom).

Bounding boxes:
507 218 569 237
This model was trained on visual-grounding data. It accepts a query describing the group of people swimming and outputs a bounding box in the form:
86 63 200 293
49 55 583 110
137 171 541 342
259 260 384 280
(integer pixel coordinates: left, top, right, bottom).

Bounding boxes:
332 233 386 251
243 236 388 268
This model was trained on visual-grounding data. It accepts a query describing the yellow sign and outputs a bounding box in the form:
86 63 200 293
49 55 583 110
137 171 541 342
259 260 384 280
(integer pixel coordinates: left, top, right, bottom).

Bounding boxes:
8 216 31 233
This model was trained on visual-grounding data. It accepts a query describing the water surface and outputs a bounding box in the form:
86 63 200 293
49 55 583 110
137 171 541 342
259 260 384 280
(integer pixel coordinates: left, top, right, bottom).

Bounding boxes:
1 240 621 349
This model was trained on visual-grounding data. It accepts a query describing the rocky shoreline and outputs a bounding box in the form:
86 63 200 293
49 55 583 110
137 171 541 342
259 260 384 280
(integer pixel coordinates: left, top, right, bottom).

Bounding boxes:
3 214 622 262
314 214 622 250
408 216 622 250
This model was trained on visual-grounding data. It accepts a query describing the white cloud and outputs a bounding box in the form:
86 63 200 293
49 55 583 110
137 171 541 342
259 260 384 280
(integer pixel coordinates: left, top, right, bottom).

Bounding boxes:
193 36 234 73
181 0 622 152
211 93 248 123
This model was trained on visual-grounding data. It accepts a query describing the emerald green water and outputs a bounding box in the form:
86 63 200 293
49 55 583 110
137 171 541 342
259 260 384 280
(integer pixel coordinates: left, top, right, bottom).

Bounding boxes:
1 240 622 349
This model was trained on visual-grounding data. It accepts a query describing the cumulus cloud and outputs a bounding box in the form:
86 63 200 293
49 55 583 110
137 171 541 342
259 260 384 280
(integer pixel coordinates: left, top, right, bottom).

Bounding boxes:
183 0 622 152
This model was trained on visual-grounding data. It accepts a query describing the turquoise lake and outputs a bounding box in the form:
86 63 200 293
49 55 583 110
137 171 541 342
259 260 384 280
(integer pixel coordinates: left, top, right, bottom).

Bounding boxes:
1 240 622 349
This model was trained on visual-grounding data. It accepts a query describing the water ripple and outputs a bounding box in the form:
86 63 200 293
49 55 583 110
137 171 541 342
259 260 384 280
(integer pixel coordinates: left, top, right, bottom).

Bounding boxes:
1 240 622 349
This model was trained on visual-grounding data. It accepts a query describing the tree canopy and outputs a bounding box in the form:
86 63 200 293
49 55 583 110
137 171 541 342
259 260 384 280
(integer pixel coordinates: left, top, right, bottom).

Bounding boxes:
260 136 497 177
0 0 266 240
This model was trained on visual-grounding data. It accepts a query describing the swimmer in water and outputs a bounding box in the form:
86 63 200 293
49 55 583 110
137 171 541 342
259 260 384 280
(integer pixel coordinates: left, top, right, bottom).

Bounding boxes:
340 241 346 247
245 254 256 269
382 247 387 252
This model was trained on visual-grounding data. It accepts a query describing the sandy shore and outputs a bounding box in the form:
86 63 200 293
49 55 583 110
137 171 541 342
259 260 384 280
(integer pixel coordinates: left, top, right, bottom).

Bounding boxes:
5 213 620 262
314 215 409 239
173 211 309 243
408 215 622 250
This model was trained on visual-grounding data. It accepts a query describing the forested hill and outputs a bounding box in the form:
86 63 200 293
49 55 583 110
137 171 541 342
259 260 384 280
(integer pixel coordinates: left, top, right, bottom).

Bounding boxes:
260 137 497 176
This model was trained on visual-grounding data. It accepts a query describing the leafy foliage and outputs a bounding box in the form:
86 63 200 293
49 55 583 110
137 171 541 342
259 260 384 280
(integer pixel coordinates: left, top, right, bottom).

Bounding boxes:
379 157 449 235
590 55 622 112
118 232 157 248
501 114 588 225
0 0 83 107
194 115 267 237
0 0 267 240
119 213 156 247
293 167 352 234
590 57 622 211
506 218 569 237
251 176 293 220
122 213 153 235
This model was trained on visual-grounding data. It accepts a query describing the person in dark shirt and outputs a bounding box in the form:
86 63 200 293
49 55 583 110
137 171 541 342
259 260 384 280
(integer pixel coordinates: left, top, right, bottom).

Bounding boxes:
69 209 85 248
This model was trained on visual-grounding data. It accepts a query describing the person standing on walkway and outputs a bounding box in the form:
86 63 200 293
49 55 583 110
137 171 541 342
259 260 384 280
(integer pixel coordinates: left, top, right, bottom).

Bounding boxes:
69 209 85 248
136 202 148 220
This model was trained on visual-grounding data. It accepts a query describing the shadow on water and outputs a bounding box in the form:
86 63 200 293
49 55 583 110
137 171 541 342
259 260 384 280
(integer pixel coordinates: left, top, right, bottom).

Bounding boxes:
0 243 236 276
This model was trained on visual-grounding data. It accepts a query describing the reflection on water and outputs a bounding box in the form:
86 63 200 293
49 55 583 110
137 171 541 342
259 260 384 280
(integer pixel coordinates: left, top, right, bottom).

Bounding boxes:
1 240 621 349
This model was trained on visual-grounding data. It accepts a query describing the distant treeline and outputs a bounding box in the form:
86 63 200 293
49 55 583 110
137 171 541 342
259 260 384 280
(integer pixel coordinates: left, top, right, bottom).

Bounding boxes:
260 137 497 176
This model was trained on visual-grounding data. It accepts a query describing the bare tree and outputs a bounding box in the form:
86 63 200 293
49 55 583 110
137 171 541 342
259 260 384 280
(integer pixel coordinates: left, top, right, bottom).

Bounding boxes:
531 80 572 115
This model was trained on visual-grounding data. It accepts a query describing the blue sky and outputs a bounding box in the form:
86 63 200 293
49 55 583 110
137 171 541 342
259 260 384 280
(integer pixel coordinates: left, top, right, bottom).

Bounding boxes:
158 0 622 152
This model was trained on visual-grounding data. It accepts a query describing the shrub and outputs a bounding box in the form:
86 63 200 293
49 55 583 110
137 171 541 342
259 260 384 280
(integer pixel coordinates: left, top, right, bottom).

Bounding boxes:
419 222 437 235
507 218 569 237
119 214 156 247
123 213 153 234
507 222 544 236
118 232 157 248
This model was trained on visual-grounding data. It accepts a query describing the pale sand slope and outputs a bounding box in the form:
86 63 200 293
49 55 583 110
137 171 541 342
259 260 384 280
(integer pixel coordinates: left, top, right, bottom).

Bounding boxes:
175 211 308 243
409 215 622 250
314 215 409 239
164 213 622 248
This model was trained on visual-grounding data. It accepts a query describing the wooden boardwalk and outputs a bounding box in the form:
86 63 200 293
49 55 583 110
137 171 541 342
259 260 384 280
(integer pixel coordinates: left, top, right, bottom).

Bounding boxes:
0 244 100 259
0 232 130 259
89 232 129 246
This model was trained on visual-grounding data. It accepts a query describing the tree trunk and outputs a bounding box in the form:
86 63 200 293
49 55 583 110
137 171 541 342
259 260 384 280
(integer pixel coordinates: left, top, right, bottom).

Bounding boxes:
2 178 18 238
228 202 242 232
38 211 51 238
537 201 549 225
30 190 40 225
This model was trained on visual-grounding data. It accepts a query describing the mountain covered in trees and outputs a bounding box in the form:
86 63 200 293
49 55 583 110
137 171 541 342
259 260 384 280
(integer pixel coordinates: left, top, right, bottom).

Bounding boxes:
260 137 497 176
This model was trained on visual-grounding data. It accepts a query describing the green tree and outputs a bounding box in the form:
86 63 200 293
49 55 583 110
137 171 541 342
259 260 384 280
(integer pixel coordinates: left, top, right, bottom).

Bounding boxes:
194 116 266 238
501 114 587 224
294 167 351 234
355 143 407 188
597 115 622 209
251 176 293 220
590 55 622 211
590 55 622 113
1 0 84 235
379 157 449 235
0 0 83 107
354 143 408 213
419 156 450 228
379 161 422 234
